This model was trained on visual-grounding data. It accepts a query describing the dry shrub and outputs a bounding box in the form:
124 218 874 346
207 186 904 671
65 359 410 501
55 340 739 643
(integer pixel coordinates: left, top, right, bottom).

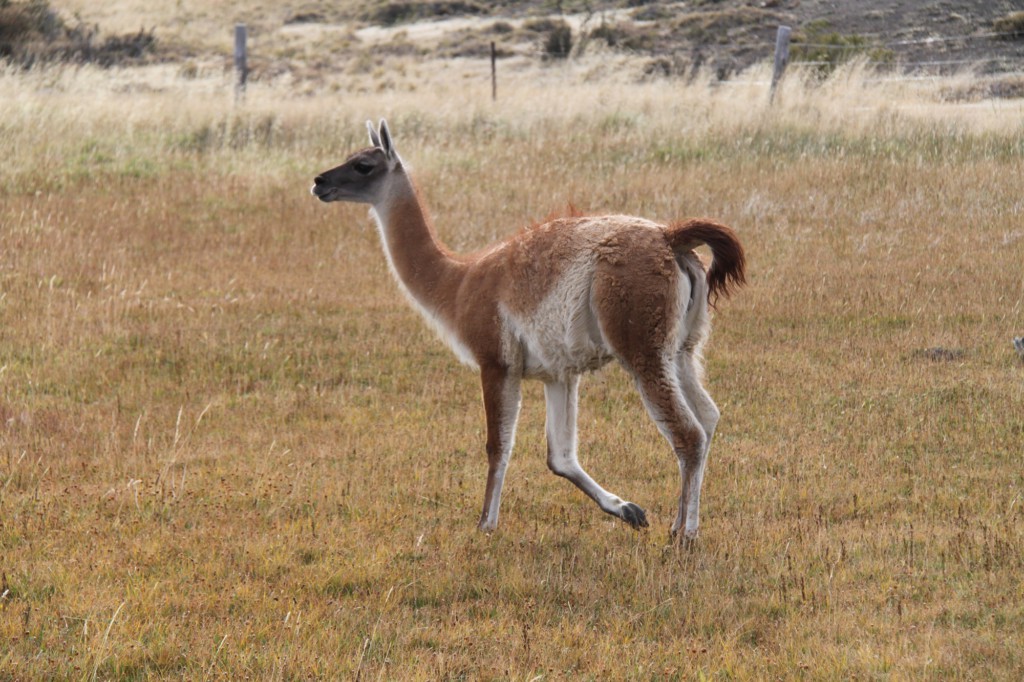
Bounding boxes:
364 1 487 27
940 74 1024 102
674 7 781 42
0 0 64 60
587 20 654 52
543 19 572 59
993 10 1024 39
790 20 894 78
0 0 156 67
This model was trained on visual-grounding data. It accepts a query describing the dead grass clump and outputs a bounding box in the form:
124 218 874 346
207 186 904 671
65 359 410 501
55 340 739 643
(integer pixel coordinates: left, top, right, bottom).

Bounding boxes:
630 4 675 22
940 74 1024 102
521 17 559 33
0 0 157 68
790 20 894 78
364 1 487 28
438 28 513 58
536 19 570 59
88 27 157 66
993 11 1024 40
586 20 654 52
913 347 966 362
489 20 514 35
641 54 692 79
0 0 63 53
674 7 781 43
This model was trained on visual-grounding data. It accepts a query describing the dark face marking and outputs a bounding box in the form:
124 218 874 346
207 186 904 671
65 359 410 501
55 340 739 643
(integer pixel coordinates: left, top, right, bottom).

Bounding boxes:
310 147 389 203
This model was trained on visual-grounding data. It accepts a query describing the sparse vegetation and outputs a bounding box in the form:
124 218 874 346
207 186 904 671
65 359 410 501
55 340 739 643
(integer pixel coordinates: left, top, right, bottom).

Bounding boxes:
438 27 513 58
521 16 560 33
674 7 780 43
993 10 1024 39
489 20 514 34
0 1 1023 679
0 0 156 67
587 20 653 52
542 18 572 58
791 20 894 78
940 74 1024 101
364 0 487 27
630 4 674 22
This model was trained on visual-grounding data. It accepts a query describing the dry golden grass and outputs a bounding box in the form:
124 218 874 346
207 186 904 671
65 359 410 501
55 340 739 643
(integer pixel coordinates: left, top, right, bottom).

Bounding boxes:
1 47 1023 679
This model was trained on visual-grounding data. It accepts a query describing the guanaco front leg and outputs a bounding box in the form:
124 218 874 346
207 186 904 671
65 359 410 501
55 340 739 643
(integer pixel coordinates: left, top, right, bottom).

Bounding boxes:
544 376 648 529
477 366 522 531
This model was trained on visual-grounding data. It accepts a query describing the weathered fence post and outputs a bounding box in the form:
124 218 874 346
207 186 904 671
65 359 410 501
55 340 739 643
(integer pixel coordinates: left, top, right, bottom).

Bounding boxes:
490 41 497 101
769 25 791 104
234 24 248 101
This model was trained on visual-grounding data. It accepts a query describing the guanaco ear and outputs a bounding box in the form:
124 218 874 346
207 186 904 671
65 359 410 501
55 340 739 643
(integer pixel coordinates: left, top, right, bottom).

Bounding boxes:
378 119 396 160
367 120 382 149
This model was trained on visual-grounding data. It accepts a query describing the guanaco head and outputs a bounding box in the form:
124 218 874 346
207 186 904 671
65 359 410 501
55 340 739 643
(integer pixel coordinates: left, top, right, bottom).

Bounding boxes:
311 119 403 205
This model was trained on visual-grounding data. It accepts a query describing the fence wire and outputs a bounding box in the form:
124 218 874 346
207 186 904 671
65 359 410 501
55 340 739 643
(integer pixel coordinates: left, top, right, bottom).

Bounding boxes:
781 25 1023 78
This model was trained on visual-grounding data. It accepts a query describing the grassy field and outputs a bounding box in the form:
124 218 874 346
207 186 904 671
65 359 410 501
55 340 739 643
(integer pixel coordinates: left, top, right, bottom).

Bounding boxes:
1 40 1024 680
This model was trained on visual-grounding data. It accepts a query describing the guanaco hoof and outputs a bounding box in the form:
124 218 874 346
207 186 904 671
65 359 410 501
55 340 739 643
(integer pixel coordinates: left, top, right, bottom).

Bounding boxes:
619 502 649 529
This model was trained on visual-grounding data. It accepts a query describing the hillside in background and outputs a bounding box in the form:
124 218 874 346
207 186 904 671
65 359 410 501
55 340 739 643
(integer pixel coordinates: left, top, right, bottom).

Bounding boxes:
5 0 1022 88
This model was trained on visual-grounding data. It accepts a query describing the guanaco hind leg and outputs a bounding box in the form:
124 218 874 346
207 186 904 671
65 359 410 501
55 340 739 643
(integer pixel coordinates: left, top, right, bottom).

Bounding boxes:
590 236 709 537
630 364 707 541
673 351 719 539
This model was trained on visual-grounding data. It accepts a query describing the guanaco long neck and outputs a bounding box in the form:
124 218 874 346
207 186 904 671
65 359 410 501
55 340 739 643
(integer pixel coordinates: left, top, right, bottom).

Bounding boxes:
371 172 467 324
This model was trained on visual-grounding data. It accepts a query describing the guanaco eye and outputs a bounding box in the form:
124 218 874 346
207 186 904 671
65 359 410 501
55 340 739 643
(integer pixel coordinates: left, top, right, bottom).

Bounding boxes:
353 161 374 175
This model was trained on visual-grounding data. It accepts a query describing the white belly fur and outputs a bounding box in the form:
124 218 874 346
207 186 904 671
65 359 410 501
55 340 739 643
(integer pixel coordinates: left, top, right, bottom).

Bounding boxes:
502 252 697 381
500 254 614 381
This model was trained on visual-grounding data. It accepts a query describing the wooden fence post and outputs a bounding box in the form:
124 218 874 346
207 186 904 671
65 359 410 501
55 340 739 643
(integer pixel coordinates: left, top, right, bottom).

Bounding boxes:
770 25 791 104
234 24 248 101
491 41 497 101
